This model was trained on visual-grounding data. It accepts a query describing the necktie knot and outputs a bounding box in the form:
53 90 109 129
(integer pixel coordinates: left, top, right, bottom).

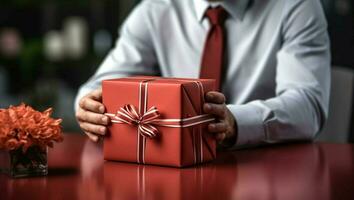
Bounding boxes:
205 6 228 26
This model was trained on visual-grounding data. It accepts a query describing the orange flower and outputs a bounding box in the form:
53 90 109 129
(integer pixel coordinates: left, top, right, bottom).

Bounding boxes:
0 103 63 152
4 138 20 151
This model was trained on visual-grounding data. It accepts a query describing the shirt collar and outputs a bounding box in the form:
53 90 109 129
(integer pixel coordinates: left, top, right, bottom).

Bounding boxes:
194 0 250 22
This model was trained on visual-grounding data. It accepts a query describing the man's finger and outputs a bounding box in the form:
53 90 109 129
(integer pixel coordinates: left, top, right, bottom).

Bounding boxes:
215 133 226 142
205 91 226 104
89 88 102 101
84 131 99 142
79 122 107 136
208 122 227 133
79 97 105 113
76 109 110 125
203 103 226 118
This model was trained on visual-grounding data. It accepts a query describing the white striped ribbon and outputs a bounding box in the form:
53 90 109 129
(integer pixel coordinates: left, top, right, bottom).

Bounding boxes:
105 106 214 138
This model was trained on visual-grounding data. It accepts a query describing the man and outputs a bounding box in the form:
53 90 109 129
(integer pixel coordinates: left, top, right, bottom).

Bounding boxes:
75 0 330 149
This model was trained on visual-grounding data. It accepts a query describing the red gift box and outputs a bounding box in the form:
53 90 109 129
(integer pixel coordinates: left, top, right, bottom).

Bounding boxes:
102 76 216 167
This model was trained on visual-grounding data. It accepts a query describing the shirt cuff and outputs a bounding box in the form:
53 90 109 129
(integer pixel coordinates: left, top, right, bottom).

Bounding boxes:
227 104 265 148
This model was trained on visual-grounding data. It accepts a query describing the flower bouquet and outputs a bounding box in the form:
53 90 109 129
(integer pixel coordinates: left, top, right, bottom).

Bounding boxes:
0 104 63 178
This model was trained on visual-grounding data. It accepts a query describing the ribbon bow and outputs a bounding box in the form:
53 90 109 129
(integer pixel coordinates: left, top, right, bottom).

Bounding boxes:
109 104 160 138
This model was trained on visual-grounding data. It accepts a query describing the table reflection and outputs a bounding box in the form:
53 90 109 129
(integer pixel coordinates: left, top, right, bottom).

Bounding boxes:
80 139 238 200
2 134 352 200
79 139 332 200
232 144 331 200
103 162 229 200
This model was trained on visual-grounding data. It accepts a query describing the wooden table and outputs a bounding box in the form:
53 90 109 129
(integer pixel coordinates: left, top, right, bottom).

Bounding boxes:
1 134 354 200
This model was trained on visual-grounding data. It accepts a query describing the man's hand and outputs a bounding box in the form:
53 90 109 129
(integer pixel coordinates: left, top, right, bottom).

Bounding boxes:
203 91 237 147
76 87 110 142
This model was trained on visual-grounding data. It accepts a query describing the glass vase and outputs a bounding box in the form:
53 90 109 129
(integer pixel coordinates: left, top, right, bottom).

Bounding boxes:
0 145 48 178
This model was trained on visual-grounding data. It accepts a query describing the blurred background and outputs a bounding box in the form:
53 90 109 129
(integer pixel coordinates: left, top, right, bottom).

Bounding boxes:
0 0 353 142
0 0 137 131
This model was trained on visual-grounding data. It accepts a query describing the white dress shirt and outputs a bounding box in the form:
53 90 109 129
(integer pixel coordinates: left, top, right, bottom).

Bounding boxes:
76 0 330 148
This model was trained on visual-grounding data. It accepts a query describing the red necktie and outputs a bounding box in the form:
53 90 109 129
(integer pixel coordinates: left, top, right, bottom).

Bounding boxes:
200 6 228 91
